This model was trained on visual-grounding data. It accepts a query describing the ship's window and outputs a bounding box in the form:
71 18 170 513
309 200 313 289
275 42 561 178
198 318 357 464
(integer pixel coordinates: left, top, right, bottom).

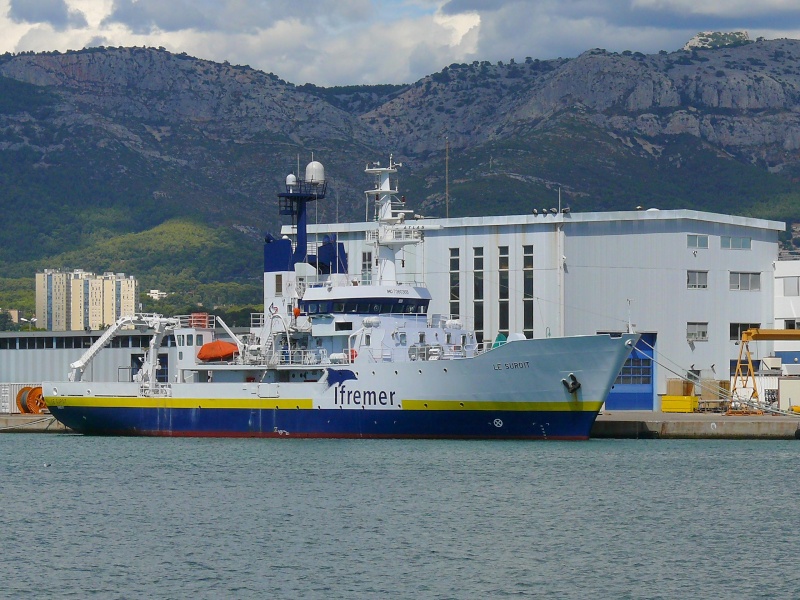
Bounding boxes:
177 335 184 346
333 302 344 312
196 335 203 346
307 303 317 314
381 304 393 314
335 322 353 331
446 332 452 344
275 274 283 296
398 332 407 345
419 332 425 343
346 303 358 313
364 334 371 346
187 336 193 346
372 304 381 313
358 303 370 313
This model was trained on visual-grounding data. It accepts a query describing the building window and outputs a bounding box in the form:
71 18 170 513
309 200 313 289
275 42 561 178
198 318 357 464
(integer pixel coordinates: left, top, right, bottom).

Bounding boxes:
730 323 760 341
498 246 509 336
449 248 460 318
361 252 372 284
615 357 652 385
786 320 796 330
687 271 708 289
687 322 708 341
687 234 708 249
721 236 751 250
783 277 800 296
523 245 533 338
473 247 483 344
730 272 760 291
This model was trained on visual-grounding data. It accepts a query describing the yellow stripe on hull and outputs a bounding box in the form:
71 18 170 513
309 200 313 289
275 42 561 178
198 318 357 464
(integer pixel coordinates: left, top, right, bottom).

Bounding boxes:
401 400 604 412
45 396 602 413
46 396 314 410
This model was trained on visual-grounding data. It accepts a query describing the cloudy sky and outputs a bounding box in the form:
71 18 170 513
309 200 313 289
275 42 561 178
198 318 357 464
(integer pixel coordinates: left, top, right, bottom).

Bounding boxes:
2 0 799 86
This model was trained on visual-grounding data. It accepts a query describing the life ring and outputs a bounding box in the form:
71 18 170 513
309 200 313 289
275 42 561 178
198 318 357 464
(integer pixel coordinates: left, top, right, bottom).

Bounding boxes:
349 349 358 362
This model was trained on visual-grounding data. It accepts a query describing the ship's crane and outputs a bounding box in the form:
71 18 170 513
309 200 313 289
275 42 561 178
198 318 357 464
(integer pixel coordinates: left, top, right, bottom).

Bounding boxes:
69 314 179 383
731 328 800 413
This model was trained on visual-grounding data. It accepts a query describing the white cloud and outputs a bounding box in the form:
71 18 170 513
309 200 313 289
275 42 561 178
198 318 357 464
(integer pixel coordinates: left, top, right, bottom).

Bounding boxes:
1 0 800 84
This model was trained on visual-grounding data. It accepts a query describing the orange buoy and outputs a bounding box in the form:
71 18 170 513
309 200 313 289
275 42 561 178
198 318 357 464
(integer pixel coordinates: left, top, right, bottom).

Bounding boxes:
26 387 46 414
16 386 33 414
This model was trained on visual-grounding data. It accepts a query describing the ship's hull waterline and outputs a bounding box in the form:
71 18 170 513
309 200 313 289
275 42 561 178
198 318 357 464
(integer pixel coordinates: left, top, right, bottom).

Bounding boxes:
43 334 637 439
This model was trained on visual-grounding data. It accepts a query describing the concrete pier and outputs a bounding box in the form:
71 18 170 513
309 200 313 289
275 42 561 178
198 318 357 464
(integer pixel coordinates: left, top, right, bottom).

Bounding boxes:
0 414 70 433
593 411 800 439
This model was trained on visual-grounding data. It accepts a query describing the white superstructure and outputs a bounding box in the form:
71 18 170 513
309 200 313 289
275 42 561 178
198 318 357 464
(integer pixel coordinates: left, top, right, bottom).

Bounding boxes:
293 207 783 409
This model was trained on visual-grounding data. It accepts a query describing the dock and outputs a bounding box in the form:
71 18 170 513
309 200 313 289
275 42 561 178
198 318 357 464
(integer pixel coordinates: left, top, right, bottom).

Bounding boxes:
593 411 800 439
0 414 70 433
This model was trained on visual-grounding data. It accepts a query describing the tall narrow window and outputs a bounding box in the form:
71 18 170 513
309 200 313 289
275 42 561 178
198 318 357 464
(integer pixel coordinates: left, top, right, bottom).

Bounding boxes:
499 246 509 336
784 277 800 297
275 274 283 296
473 247 484 344
449 248 460 318
361 251 372 285
523 245 533 338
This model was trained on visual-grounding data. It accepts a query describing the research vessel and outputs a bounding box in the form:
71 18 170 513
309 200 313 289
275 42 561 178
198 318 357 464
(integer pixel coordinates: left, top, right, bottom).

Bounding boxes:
42 157 637 439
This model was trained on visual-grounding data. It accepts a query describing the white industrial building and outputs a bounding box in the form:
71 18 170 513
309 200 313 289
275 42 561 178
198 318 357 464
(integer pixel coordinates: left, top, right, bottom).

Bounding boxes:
297 208 784 410
0 206 788 414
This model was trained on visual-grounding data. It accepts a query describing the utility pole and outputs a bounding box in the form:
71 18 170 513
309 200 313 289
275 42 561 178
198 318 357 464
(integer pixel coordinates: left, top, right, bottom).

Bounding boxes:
445 138 450 219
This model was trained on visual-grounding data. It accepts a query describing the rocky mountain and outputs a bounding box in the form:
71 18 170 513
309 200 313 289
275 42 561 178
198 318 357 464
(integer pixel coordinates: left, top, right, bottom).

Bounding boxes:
3 37 800 305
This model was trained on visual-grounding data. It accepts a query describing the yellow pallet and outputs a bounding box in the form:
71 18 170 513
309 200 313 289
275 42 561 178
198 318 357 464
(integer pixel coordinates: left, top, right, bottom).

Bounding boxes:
661 395 699 413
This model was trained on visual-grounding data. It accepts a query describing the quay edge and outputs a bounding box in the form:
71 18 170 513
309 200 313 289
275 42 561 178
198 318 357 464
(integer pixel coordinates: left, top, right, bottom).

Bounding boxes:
0 414 70 433
592 411 800 440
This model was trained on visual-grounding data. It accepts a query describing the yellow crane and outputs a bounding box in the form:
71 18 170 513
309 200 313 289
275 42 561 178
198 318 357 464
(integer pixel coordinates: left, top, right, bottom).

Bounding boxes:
730 328 800 414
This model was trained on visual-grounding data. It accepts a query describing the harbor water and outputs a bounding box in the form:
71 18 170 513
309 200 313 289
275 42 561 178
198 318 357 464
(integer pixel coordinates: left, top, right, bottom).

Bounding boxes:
3 435 799 599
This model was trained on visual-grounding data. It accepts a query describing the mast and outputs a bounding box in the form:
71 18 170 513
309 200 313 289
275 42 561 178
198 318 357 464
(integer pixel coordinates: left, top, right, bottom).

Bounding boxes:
363 155 420 286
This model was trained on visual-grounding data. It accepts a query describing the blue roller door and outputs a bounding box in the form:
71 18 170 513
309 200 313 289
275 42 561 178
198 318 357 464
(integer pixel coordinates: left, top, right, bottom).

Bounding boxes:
605 332 656 410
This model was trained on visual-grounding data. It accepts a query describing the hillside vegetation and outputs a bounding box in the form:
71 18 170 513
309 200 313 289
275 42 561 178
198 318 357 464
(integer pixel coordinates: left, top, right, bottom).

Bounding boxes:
3 37 800 314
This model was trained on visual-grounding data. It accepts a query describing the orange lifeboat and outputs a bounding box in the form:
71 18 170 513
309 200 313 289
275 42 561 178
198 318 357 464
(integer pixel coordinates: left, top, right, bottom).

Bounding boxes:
197 340 239 362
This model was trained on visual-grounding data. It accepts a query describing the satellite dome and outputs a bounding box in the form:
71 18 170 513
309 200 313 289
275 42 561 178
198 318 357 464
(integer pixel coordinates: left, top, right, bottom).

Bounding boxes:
305 160 325 184
286 173 297 187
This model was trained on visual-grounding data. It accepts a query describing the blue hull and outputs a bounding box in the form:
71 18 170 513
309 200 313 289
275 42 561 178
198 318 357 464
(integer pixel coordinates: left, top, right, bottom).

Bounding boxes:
49 406 600 440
